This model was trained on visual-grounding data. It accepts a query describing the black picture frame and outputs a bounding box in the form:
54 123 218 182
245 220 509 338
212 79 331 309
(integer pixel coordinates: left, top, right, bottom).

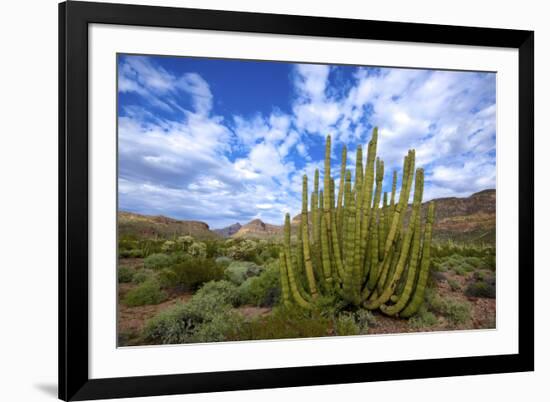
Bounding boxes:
59 1 534 400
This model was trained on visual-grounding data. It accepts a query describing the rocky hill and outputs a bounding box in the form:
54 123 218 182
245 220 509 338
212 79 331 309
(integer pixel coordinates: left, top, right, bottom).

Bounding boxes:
118 211 220 240
231 219 283 239
426 189 495 244
213 223 242 238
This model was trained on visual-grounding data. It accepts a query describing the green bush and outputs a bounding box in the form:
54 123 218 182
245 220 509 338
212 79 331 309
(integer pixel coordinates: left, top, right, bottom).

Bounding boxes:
426 292 471 325
224 261 262 285
194 280 240 307
123 280 166 307
158 268 178 288
215 256 233 268
408 305 438 329
227 307 331 341
355 309 377 330
225 239 258 260
118 266 134 283
192 312 245 343
334 313 360 336
170 258 224 290
443 299 471 325
143 280 240 344
144 253 173 270
447 278 461 291
119 249 144 258
464 281 496 298
238 264 281 307
132 269 155 284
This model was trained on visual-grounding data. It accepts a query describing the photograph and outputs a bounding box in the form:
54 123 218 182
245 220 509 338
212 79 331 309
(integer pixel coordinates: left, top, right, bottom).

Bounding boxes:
116 54 497 347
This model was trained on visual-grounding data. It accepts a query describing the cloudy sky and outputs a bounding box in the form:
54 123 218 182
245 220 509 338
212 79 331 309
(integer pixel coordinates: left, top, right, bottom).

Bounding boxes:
117 54 496 229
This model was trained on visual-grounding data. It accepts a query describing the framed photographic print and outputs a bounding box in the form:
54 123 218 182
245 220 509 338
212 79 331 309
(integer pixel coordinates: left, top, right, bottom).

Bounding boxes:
59 1 534 400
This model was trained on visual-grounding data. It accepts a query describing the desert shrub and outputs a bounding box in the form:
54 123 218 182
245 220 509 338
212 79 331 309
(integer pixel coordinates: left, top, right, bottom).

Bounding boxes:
143 281 240 344
464 281 496 298
227 306 331 341
225 239 258 260
192 312 245 343
334 310 372 336
118 266 134 283
334 313 360 336
482 253 496 271
215 256 233 268
187 242 207 258
448 278 461 291
355 309 377 330
225 261 262 285
238 264 280 307
428 291 471 325
143 302 204 344
194 280 240 307
144 253 173 270
176 235 194 249
119 249 144 258
132 269 155 284
443 299 471 325
408 305 438 329
204 240 222 258
157 268 178 288
160 240 177 253
123 280 166 307
453 265 468 276
170 257 224 290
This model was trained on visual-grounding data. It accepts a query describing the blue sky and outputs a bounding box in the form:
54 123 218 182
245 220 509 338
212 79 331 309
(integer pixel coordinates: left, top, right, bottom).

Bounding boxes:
118 54 496 229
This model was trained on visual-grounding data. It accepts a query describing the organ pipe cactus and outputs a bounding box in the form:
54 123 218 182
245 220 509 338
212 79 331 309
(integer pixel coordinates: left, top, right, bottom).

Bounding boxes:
278 127 435 317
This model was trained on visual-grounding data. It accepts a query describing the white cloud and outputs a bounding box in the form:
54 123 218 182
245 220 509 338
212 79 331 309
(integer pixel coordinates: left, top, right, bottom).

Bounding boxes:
118 56 496 227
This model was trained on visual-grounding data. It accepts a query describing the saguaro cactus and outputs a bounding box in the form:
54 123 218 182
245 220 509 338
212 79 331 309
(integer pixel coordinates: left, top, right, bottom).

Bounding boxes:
278 128 435 317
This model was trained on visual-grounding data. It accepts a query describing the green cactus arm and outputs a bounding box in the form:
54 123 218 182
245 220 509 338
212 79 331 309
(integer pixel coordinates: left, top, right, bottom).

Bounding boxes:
354 145 363 194
311 189 318 244
380 208 422 316
336 146 347 246
365 168 423 310
278 252 292 307
301 176 319 298
400 201 435 318
323 135 332 225
374 151 415 293
329 198 345 282
358 128 379 270
283 215 311 308
343 194 359 304
380 191 388 258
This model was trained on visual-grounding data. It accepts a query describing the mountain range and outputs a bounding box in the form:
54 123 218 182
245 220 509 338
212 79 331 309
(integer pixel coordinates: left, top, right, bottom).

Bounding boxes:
119 189 496 244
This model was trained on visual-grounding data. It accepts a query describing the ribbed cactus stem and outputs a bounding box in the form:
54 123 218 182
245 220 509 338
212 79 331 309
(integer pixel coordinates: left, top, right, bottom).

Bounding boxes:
354 145 363 193
380 201 423 316
352 147 365 298
359 128 378 269
343 193 358 304
320 212 333 283
375 151 415 293
283 215 310 308
278 252 292 307
312 169 319 245
380 191 388 258
366 168 423 309
336 145 347 247
400 201 435 318
390 170 397 212
301 177 319 298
